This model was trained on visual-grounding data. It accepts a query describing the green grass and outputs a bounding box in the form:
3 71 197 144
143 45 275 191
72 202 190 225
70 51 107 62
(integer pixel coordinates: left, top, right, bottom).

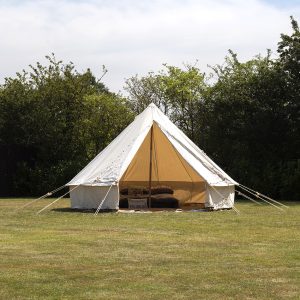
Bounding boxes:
0 199 299 300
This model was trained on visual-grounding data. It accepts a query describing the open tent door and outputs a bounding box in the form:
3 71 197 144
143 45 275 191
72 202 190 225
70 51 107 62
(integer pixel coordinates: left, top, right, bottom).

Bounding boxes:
120 123 207 209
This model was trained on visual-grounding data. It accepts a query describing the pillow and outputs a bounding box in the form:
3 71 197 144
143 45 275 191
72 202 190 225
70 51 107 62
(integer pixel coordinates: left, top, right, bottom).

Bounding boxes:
128 186 148 196
120 188 129 195
120 186 148 196
150 195 178 208
151 186 174 195
119 198 128 208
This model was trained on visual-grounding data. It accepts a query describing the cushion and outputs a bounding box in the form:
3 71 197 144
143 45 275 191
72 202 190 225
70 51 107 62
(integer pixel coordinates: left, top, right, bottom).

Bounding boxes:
150 186 174 195
150 194 178 208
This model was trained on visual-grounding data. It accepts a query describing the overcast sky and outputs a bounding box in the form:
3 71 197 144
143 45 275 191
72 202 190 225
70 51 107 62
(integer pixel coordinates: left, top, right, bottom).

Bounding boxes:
1 0 300 92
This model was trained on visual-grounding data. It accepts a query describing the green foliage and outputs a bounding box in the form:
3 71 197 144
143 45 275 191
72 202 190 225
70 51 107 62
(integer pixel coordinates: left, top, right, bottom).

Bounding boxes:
204 52 290 197
125 63 206 142
277 16 300 159
203 18 300 200
0 55 134 196
125 19 300 200
81 93 134 157
1 18 299 200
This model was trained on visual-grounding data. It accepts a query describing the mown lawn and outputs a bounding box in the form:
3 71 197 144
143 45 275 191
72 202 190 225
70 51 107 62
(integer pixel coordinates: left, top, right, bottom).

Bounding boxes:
0 199 299 300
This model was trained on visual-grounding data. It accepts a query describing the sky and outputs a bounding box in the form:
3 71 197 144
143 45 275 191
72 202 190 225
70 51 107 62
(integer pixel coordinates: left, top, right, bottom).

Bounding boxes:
1 0 300 93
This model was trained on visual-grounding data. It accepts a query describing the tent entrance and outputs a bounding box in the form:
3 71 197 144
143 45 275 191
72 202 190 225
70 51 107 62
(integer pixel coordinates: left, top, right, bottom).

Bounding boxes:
119 123 206 209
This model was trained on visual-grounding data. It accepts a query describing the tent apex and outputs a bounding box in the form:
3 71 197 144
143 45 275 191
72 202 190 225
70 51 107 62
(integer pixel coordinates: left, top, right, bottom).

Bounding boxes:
148 103 158 108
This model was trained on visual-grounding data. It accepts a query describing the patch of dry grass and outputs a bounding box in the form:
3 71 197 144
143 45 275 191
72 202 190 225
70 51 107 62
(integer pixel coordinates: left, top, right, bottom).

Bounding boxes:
0 199 299 299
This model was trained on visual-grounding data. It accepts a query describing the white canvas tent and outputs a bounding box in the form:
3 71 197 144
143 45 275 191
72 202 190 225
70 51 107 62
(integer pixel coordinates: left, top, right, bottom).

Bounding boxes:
67 103 238 211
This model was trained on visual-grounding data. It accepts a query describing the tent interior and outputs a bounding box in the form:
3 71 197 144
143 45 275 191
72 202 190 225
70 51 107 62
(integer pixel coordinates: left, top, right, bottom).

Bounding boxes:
119 123 207 210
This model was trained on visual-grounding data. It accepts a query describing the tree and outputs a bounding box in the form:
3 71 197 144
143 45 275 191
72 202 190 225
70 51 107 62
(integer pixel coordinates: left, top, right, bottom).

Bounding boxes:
276 16 300 199
0 55 134 196
81 93 134 157
205 50 290 197
124 17 300 200
203 15 300 200
125 63 207 142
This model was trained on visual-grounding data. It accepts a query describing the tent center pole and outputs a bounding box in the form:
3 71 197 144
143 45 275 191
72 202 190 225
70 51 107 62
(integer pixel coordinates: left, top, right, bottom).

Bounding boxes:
148 125 153 208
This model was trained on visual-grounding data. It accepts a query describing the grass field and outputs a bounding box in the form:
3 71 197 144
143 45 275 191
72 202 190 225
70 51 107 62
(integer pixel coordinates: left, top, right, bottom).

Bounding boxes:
0 199 299 300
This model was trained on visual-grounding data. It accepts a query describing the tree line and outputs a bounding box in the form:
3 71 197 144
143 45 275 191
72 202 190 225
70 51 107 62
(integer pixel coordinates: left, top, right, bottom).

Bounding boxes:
1 18 299 200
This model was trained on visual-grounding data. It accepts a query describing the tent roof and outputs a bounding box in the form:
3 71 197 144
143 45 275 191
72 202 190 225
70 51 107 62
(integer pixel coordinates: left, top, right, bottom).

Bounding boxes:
67 103 238 187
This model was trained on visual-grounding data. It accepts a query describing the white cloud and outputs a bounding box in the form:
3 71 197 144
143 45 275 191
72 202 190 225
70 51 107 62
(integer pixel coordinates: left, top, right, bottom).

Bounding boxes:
0 0 300 92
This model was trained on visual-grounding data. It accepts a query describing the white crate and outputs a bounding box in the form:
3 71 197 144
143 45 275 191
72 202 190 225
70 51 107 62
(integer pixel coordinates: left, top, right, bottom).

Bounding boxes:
128 198 148 210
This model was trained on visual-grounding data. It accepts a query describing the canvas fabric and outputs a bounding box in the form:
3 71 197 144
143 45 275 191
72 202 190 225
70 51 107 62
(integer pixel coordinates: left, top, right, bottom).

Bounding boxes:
67 103 237 187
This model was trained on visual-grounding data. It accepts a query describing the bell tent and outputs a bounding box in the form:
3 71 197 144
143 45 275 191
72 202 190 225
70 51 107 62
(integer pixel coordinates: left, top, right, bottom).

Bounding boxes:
66 103 238 211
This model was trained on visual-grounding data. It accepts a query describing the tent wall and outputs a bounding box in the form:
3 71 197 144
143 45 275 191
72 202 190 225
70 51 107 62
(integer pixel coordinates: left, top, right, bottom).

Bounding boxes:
69 185 119 209
206 185 235 209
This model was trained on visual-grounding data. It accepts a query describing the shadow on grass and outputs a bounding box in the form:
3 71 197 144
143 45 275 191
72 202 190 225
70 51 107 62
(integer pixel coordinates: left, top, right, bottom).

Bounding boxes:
51 207 225 214
51 208 117 214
